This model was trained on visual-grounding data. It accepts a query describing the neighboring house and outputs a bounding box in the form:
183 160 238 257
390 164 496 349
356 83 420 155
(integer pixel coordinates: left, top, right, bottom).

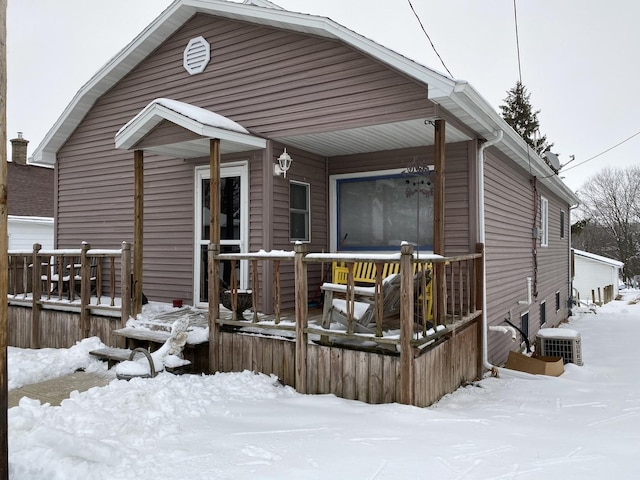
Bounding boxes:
7 133 54 250
31 0 578 367
573 249 624 305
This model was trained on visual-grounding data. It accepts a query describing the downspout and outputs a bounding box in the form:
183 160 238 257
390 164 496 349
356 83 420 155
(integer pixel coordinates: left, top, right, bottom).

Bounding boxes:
477 130 503 372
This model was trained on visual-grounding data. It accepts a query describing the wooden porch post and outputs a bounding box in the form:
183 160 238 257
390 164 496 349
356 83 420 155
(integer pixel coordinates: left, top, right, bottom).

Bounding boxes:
31 243 42 349
294 242 308 393
208 138 221 373
133 150 144 316
120 242 132 331
0 2 8 475
80 242 91 338
433 119 446 323
400 243 415 405
475 242 485 378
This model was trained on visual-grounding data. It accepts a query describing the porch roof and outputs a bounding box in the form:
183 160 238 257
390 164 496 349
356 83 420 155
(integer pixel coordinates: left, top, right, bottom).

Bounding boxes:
114 98 267 158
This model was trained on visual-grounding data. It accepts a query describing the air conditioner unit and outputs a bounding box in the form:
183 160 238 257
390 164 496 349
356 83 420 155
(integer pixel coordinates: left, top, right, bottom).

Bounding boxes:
536 328 583 366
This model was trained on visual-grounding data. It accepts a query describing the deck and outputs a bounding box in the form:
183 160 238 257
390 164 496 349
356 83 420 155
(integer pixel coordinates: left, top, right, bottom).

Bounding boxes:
8 242 485 407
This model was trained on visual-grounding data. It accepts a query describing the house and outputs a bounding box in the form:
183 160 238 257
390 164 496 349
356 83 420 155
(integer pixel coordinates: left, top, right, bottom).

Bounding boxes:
7 133 54 250
25 0 579 401
572 249 623 305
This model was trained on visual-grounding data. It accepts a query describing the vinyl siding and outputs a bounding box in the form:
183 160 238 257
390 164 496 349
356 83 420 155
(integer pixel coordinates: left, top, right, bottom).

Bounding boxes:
483 148 571 365
55 14 433 304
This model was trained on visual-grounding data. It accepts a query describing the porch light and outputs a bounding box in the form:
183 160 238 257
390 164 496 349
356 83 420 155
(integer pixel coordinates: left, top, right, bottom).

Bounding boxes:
274 149 293 178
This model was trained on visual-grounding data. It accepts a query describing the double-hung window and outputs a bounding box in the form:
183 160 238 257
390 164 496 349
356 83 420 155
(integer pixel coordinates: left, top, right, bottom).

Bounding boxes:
290 181 310 242
540 196 549 247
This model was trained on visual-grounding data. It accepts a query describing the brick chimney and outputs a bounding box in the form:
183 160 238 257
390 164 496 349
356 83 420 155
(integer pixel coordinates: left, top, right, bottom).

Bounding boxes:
10 132 29 165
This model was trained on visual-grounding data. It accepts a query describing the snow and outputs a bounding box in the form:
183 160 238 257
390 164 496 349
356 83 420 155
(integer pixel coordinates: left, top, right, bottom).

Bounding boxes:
8 290 640 479
116 98 250 137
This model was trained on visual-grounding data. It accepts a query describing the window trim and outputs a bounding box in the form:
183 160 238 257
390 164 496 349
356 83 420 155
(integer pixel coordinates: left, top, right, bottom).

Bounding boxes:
289 180 311 243
540 196 549 247
329 167 434 252
555 291 561 313
540 300 546 326
193 162 249 307
520 311 530 349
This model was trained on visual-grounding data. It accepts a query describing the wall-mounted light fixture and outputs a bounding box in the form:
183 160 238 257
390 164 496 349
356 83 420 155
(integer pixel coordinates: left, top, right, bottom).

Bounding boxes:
274 148 293 178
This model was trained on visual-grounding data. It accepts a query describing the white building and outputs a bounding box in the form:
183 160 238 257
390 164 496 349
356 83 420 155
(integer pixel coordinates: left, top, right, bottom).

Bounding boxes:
573 249 624 305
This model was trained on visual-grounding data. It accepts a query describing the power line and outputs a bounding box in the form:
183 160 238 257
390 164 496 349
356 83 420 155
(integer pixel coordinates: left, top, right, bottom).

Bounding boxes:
562 129 640 172
513 0 522 83
407 0 453 78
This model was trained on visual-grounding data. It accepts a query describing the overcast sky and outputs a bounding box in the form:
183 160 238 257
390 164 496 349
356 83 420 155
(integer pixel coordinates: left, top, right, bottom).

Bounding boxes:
7 0 640 193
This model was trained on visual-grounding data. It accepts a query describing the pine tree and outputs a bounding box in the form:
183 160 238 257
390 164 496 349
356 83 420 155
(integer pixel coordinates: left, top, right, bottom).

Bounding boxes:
499 81 552 156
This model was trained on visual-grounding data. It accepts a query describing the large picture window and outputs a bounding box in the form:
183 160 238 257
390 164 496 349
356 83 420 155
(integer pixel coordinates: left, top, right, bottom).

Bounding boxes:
334 171 434 251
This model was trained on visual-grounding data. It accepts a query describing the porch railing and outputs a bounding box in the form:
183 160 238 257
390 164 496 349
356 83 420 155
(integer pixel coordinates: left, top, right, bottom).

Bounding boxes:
8 242 132 345
215 242 484 404
216 243 483 348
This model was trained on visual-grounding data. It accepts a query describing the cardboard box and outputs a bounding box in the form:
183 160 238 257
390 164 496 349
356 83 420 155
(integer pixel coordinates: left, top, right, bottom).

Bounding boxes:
505 351 564 376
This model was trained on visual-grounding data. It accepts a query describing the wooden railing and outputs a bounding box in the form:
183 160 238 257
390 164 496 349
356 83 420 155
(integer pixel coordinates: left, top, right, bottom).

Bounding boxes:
216 244 483 347
8 242 132 340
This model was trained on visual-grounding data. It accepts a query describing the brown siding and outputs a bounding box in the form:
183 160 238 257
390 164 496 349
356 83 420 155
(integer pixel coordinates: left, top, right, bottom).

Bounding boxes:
483 148 571 366
56 14 432 305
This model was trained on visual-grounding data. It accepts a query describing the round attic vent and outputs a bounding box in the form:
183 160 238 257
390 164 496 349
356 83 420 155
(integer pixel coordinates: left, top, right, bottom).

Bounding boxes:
183 36 210 75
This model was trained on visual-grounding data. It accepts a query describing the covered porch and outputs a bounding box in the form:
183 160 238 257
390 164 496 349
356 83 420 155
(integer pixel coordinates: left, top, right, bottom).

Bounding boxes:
8 97 484 406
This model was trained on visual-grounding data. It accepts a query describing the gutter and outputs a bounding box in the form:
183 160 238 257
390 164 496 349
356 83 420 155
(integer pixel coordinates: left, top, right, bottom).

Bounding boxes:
477 130 503 373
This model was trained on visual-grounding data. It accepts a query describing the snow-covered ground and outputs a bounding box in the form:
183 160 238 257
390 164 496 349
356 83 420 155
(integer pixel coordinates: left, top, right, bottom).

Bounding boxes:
8 291 640 479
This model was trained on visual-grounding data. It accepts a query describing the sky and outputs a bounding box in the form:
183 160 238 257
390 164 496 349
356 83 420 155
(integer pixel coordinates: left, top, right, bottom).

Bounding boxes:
6 0 640 193
7 289 640 478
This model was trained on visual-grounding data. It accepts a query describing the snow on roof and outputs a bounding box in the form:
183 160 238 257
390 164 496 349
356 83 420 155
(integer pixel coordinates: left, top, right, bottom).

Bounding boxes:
574 249 624 268
116 98 250 137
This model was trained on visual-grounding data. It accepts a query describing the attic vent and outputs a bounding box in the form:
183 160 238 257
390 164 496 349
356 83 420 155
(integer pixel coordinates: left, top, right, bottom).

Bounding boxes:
183 36 210 75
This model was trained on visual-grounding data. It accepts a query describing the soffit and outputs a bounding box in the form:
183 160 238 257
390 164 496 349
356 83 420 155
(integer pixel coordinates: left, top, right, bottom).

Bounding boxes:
274 119 471 157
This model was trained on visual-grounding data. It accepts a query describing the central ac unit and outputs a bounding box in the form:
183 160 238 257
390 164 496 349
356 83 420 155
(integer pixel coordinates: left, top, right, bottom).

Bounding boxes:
536 328 583 366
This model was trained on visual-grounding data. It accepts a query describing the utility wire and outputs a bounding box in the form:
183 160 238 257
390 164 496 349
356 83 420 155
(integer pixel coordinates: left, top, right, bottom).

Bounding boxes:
513 0 522 83
407 0 453 78
562 129 640 172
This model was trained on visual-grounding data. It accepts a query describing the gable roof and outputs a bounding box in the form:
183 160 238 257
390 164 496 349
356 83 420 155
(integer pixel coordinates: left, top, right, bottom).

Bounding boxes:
115 98 266 158
32 0 578 205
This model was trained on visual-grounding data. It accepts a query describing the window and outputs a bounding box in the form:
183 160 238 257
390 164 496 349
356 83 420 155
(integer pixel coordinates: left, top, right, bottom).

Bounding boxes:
555 291 561 312
333 171 434 251
540 196 549 247
521 311 530 347
540 301 546 326
560 210 565 239
290 181 310 242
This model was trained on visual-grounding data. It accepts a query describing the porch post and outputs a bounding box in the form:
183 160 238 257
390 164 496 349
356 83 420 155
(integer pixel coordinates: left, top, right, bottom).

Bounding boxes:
294 242 308 393
400 243 415 405
120 242 132 332
433 119 446 323
208 138 221 373
80 242 91 339
475 242 485 378
133 149 144 316
31 243 42 349
0 5 7 475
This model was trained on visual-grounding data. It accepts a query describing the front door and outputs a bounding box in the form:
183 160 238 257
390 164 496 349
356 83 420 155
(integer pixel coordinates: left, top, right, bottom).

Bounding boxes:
194 163 248 307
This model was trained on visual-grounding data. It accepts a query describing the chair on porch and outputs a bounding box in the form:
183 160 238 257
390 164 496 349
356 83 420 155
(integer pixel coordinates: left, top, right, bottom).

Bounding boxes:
321 273 406 333
41 256 98 300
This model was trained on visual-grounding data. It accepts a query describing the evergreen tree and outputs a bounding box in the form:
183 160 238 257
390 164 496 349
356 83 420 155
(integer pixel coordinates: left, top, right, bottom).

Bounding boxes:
499 81 552 156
